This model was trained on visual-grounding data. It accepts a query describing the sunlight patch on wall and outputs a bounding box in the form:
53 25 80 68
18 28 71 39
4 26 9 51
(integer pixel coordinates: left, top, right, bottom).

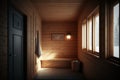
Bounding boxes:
36 57 41 72
36 50 57 72
40 51 57 60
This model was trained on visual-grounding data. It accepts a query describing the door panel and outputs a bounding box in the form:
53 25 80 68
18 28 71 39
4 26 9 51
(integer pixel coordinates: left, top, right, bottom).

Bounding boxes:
13 11 23 30
13 35 23 80
9 7 24 80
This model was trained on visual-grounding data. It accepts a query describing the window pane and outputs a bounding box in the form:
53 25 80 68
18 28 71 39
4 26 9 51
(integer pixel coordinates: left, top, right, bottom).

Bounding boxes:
88 19 92 50
95 14 99 52
113 3 119 58
82 23 86 49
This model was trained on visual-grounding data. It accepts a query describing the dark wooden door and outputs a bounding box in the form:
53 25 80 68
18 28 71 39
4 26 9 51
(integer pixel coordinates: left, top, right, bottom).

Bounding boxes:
8 7 24 80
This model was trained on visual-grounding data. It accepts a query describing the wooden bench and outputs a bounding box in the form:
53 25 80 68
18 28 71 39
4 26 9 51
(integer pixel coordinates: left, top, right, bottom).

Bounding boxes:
41 58 77 68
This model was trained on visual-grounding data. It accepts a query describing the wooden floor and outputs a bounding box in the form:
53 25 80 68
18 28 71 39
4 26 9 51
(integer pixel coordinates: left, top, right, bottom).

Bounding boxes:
34 68 86 80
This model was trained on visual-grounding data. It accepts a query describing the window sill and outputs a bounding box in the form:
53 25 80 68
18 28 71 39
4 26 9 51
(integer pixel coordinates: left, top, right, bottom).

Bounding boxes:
82 49 87 52
85 51 100 58
107 57 120 66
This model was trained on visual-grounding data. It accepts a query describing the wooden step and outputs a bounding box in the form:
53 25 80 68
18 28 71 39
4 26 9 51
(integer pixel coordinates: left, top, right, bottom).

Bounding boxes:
41 58 77 68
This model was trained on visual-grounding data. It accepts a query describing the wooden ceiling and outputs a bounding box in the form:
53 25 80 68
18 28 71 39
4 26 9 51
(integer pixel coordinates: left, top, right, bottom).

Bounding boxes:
30 0 92 22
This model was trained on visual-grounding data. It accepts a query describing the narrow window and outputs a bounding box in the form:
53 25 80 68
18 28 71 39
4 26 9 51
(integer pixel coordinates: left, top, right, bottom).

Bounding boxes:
94 13 99 52
113 3 119 58
82 21 86 50
87 18 92 51
81 6 100 56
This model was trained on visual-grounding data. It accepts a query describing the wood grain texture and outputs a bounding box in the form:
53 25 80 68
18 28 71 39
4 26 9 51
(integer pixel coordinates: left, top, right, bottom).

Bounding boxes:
0 0 7 80
41 58 77 68
42 22 77 59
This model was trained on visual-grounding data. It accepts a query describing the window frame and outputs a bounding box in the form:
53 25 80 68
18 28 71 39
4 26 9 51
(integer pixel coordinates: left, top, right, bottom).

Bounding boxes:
93 9 100 55
86 6 100 56
81 6 100 57
87 16 93 53
82 19 87 52
107 0 120 64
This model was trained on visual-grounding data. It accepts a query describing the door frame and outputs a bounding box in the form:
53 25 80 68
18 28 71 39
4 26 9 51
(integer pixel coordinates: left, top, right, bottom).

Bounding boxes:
8 5 27 80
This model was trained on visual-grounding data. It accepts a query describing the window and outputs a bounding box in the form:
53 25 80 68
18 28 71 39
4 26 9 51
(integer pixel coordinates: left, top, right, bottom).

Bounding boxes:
82 20 87 50
93 13 99 53
87 18 92 51
113 3 119 58
82 6 99 56
109 2 120 59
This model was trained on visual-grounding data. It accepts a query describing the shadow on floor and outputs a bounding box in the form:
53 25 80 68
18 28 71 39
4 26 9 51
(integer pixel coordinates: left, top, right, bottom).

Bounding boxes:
34 68 86 80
